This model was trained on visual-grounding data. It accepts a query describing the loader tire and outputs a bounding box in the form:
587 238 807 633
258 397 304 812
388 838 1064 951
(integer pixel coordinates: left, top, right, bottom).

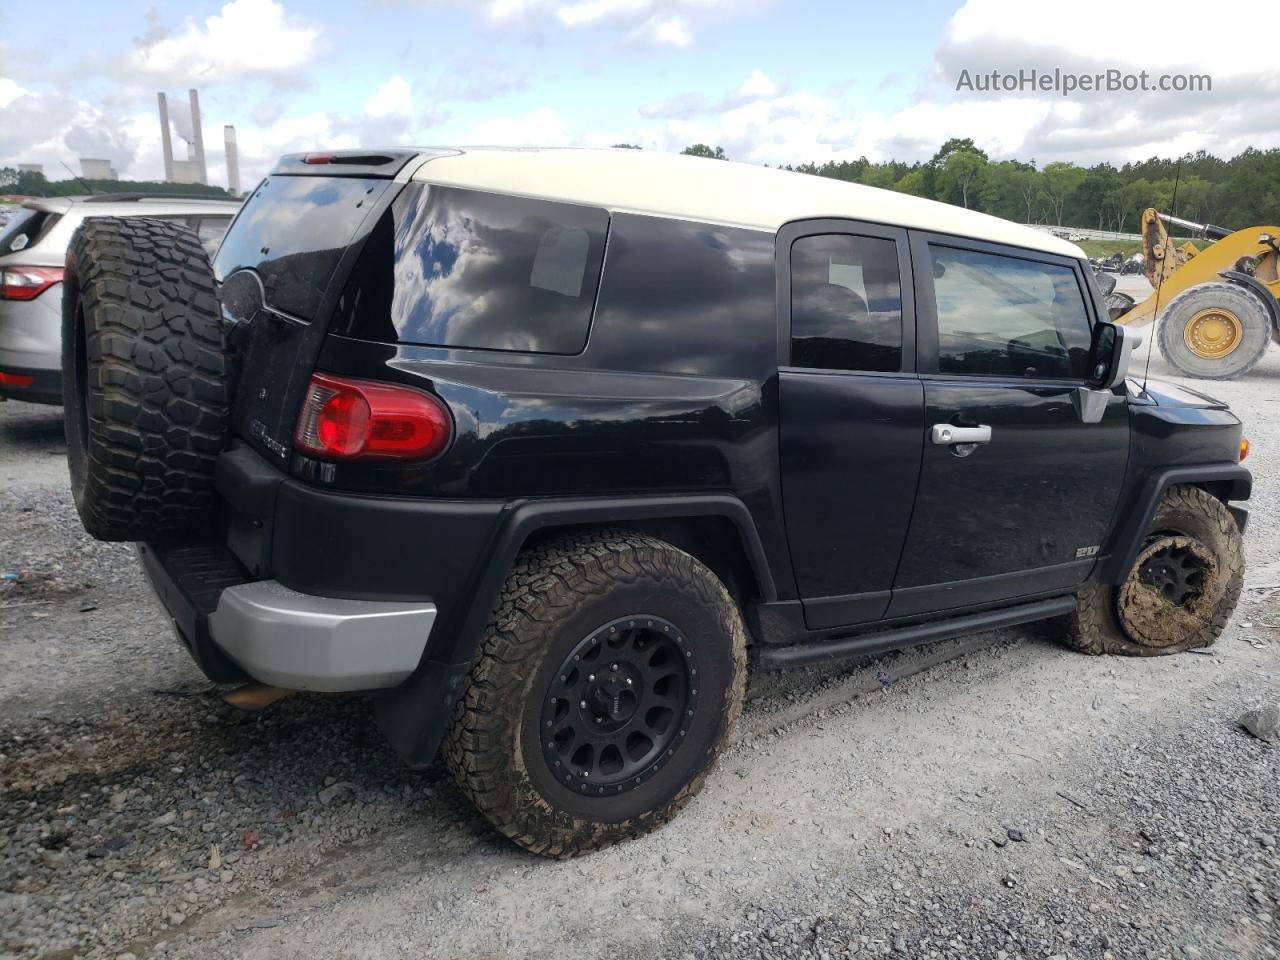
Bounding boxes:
62 217 230 542
1157 282 1271 380
1055 485 1243 657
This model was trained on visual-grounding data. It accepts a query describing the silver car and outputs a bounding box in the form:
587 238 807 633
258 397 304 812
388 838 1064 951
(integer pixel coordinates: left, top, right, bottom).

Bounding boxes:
0 193 241 404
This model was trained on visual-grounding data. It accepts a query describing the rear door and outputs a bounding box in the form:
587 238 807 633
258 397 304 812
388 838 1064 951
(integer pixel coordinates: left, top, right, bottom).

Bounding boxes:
777 220 924 629
215 172 403 468
887 234 1130 617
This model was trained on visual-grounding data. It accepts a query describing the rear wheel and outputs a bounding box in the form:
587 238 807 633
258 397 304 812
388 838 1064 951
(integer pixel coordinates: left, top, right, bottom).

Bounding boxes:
1057 486 1243 656
62 217 230 541
444 530 747 857
1157 282 1271 380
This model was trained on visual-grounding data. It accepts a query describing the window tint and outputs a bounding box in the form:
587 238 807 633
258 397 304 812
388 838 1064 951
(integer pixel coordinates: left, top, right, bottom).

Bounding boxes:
333 184 608 355
790 234 903 372
930 246 1092 379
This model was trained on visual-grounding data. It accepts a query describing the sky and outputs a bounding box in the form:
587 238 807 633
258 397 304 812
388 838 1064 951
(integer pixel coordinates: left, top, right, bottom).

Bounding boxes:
1 0 1276 192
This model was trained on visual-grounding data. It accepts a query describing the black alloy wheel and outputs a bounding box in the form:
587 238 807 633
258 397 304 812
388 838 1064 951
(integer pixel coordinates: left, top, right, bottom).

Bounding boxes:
540 615 698 797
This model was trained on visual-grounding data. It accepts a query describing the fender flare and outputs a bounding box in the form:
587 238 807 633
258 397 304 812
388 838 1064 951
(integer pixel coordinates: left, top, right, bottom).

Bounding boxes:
375 494 776 767
1100 463 1251 584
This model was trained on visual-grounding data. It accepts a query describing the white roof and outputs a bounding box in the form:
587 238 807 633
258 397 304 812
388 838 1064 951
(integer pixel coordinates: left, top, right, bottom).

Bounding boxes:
414 147 1082 259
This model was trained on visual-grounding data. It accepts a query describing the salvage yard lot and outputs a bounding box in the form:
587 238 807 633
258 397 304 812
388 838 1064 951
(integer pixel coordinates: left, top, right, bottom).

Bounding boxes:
2 348 1278 960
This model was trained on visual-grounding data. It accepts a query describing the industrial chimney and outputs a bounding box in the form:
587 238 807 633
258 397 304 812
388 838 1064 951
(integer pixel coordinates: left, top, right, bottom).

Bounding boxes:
224 126 241 198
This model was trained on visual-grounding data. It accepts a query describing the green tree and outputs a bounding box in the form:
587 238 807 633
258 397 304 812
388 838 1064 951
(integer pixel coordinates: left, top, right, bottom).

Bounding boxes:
681 144 728 160
610 143 642 150
1040 161 1086 226
938 149 989 209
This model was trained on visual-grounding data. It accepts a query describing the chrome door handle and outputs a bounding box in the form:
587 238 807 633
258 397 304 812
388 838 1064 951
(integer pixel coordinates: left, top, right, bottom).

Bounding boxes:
931 424 992 445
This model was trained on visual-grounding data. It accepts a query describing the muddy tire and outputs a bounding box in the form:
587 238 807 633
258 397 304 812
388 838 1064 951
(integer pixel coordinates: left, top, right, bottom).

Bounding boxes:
62 218 230 542
1157 282 1271 380
1058 485 1243 656
444 529 748 857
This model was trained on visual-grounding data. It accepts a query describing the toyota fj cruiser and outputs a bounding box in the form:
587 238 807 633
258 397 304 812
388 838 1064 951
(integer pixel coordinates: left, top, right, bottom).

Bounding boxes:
61 148 1251 857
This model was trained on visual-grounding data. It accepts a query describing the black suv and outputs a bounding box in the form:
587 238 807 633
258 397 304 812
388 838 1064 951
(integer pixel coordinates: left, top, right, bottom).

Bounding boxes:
61 147 1251 857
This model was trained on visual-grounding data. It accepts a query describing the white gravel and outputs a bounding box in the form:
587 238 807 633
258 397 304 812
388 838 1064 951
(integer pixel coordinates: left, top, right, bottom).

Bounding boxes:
1 343 1277 960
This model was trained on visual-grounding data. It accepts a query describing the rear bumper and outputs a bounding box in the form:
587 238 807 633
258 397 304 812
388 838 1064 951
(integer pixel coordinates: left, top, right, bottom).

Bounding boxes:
209 580 436 691
0 364 62 405
137 541 437 692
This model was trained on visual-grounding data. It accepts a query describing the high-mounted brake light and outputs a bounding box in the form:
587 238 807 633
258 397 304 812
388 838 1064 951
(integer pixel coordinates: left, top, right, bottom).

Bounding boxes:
294 373 453 462
301 154 334 164
0 266 63 301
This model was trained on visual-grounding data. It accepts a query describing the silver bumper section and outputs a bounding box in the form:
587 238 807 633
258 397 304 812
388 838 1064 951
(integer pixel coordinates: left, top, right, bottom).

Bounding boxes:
207 581 436 692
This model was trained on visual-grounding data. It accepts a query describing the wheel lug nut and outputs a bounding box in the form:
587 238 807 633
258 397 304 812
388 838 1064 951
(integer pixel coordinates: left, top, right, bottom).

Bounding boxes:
579 700 588 709
625 678 632 685
588 674 595 682
610 663 619 672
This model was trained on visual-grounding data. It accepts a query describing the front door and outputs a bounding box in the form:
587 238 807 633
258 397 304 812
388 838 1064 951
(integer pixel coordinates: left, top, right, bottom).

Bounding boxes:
888 234 1130 618
777 220 924 629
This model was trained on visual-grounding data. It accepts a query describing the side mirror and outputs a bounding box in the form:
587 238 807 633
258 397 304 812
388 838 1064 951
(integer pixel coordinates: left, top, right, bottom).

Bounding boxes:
1086 321 1136 390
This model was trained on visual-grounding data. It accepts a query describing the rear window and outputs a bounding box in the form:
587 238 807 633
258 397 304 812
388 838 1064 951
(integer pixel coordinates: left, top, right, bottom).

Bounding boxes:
214 176 392 319
332 184 609 354
0 209 61 254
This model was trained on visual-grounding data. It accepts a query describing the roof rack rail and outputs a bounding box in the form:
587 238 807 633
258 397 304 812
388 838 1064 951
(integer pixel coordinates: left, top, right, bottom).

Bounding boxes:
81 192 238 204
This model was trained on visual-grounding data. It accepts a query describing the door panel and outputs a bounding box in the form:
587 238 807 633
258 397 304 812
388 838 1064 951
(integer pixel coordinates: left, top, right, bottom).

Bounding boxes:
776 219 922 630
888 380 1128 615
891 232 1131 618
780 373 923 627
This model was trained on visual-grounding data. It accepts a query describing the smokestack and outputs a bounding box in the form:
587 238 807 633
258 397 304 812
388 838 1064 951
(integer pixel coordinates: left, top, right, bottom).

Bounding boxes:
188 89 207 185
224 125 241 198
157 92 174 182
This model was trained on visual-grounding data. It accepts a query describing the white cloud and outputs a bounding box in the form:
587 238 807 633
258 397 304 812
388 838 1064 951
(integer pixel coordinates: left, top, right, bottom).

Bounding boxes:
735 68 776 99
129 0 321 84
366 76 414 117
0 78 31 109
461 0 764 46
465 106 569 145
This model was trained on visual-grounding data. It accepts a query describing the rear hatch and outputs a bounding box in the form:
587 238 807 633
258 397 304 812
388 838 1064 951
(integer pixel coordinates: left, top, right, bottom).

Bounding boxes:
215 150 427 467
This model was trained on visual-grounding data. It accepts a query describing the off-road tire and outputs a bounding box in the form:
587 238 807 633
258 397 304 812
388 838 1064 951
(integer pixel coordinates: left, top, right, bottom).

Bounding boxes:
1058 485 1243 656
444 529 748 857
1156 282 1271 380
62 217 230 542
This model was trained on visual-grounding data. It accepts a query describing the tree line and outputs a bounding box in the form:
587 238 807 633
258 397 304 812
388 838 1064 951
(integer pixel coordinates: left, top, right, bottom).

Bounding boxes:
0 167 232 200
659 141 1280 233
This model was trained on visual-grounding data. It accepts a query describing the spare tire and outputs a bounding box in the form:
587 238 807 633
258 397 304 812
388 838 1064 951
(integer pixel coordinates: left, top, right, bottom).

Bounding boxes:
62 217 231 542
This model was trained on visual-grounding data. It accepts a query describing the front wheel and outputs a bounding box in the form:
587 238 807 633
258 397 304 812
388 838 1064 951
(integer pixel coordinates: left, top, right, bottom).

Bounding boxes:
1057 485 1244 656
444 530 748 857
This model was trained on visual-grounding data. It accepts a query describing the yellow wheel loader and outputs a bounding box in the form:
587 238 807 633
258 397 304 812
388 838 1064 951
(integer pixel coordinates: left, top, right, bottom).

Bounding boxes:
1112 208 1280 379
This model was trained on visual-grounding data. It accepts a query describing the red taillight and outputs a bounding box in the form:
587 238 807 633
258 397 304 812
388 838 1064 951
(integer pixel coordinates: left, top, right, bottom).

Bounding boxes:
301 153 333 164
0 266 63 301
0 371 35 387
294 373 452 461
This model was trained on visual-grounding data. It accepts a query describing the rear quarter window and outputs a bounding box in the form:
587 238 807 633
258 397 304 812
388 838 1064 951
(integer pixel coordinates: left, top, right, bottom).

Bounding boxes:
332 184 608 354
0 209 62 254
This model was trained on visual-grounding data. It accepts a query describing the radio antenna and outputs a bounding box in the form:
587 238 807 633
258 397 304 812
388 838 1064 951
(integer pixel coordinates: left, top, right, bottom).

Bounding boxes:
1140 157 1184 392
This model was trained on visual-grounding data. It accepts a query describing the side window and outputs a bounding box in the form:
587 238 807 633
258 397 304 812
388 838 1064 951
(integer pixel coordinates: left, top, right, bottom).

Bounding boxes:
333 184 609 355
930 246 1092 379
790 234 903 372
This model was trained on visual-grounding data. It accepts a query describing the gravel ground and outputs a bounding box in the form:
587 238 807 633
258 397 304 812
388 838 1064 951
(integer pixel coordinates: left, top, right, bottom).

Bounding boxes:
1 343 1278 960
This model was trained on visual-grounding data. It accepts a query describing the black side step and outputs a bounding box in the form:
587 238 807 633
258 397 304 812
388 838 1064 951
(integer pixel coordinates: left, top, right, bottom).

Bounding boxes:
756 596 1075 669
138 540 252 683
